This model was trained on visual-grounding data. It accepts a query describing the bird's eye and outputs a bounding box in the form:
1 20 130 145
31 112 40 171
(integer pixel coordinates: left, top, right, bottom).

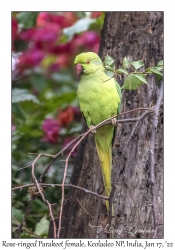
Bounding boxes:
86 60 90 64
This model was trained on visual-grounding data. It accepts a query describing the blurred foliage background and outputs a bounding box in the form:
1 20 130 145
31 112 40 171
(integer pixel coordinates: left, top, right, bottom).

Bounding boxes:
12 11 104 238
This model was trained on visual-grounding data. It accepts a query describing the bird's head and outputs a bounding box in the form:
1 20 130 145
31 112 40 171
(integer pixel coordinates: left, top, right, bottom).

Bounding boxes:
74 52 104 76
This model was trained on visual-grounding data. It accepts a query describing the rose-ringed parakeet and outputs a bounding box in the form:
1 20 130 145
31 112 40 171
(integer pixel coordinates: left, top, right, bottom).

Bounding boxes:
74 52 121 211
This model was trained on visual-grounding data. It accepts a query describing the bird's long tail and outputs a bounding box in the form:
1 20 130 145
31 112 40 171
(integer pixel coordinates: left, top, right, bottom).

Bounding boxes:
95 139 112 211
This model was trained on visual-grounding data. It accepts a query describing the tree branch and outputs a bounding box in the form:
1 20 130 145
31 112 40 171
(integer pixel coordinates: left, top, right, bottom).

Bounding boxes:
45 200 57 238
12 183 108 200
31 154 45 202
38 135 85 182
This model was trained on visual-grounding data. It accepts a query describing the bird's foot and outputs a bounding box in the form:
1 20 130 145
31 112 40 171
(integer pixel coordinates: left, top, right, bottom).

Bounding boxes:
111 118 117 126
89 125 97 134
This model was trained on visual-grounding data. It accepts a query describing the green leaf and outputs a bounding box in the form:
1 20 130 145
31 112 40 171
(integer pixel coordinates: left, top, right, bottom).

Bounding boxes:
104 70 115 78
156 74 162 84
146 67 163 76
34 215 49 236
157 60 163 67
131 60 144 70
12 207 23 224
12 88 40 104
122 57 131 69
155 66 163 71
30 74 47 92
121 74 147 90
51 73 72 83
75 12 86 18
45 91 76 113
16 12 39 28
116 68 129 75
132 73 148 84
104 55 115 66
63 17 95 40
69 124 82 134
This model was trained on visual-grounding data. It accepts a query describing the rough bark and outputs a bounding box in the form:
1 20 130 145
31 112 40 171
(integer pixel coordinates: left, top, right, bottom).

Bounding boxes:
52 12 163 239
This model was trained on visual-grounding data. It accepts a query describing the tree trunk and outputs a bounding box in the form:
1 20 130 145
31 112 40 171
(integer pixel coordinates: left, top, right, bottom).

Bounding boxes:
53 12 163 239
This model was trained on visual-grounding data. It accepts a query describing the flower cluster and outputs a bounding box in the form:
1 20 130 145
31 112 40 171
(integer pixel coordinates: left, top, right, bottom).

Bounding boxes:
12 12 101 73
12 11 103 155
42 106 81 146
42 118 60 144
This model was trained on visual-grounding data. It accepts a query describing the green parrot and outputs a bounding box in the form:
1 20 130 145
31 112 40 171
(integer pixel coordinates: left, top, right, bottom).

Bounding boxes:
74 52 121 211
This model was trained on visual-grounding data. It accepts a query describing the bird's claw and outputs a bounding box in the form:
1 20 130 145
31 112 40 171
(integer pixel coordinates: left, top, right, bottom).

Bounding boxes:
90 125 97 134
111 118 117 126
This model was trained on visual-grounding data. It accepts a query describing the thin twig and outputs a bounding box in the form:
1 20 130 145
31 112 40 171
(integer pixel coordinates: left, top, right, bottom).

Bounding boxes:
45 200 57 239
18 164 32 170
12 183 108 200
28 153 54 157
31 154 45 202
38 134 85 182
94 107 155 131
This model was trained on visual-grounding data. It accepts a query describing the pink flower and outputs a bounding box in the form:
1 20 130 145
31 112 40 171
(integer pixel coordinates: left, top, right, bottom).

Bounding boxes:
72 31 100 53
33 28 58 43
91 12 102 18
19 28 35 40
82 31 100 50
62 12 78 27
19 27 59 43
17 49 45 69
48 63 60 72
57 106 74 127
42 118 60 144
48 42 73 55
37 12 65 29
57 106 81 127
56 54 70 68
19 27 73 58
37 12 77 29
12 18 18 50
12 18 18 41
63 137 77 157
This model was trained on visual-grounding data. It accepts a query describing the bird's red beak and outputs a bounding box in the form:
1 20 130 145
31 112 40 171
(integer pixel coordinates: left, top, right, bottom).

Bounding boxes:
76 63 83 75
